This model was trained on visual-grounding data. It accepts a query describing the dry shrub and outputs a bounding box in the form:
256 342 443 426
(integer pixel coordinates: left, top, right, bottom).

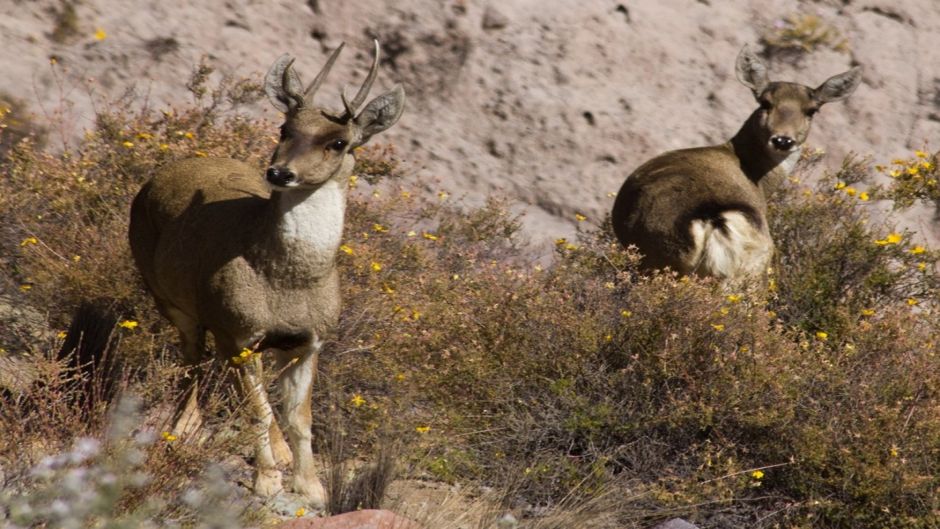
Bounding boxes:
1 83 938 528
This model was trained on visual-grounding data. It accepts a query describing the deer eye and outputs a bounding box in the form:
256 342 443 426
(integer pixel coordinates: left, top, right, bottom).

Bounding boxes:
759 99 772 111
326 139 348 152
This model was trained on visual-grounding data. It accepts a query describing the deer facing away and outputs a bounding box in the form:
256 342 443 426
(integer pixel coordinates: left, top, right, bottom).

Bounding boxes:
611 46 861 283
128 41 405 507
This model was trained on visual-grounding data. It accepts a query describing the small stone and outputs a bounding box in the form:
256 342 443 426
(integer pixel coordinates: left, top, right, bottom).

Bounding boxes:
650 519 700 529
482 5 509 31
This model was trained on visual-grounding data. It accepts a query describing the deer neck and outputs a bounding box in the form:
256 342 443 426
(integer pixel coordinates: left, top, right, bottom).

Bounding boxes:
267 178 348 262
728 111 800 186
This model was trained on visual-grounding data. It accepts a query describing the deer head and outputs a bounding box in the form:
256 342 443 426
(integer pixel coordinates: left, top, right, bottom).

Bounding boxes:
735 45 861 160
262 40 405 189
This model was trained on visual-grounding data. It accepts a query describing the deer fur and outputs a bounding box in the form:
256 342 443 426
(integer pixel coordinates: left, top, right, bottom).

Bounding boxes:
611 45 861 284
128 41 405 507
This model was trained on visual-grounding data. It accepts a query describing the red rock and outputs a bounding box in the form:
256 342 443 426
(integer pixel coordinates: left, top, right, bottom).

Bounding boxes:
277 510 420 529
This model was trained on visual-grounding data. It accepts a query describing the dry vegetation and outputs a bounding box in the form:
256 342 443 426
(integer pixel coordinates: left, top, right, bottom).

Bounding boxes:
1 66 939 529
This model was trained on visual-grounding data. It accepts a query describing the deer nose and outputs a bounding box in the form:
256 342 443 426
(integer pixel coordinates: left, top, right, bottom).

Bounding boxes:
770 135 796 151
266 166 297 187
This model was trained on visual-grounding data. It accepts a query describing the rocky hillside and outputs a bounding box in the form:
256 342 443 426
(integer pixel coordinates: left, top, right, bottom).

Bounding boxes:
2 0 938 245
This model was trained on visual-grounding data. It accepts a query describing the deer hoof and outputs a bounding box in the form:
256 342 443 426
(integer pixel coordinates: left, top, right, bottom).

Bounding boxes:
254 468 284 497
291 476 326 509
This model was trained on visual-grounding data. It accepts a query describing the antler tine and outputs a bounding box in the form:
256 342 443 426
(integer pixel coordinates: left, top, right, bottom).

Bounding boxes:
345 39 381 117
340 85 355 118
303 42 346 104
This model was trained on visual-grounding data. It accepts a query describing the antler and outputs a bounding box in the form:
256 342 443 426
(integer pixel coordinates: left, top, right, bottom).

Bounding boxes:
341 39 381 119
303 42 346 105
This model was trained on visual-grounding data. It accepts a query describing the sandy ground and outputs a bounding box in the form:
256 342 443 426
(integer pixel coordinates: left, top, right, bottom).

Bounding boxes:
1 0 938 248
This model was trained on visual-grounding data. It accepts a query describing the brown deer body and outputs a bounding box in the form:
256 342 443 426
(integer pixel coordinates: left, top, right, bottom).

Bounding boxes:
129 42 404 507
612 46 861 283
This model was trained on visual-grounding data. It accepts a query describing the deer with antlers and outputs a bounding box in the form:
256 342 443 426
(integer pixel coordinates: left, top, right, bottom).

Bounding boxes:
129 41 404 506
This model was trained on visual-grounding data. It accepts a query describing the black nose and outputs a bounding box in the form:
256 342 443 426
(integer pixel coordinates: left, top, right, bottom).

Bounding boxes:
266 167 296 187
770 136 796 151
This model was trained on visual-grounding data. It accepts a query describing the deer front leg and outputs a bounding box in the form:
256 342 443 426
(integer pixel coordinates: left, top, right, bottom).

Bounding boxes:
277 339 325 509
237 349 283 498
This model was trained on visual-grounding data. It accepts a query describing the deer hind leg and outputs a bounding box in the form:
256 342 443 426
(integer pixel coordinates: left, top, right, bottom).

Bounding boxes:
164 306 206 438
276 338 326 509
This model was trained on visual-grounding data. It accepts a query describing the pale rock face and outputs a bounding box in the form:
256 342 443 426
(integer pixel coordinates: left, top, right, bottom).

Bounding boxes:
2 0 938 246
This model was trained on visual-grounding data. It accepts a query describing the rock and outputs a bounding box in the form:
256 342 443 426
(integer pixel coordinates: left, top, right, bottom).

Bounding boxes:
277 509 420 529
482 5 509 31
650 518 700 529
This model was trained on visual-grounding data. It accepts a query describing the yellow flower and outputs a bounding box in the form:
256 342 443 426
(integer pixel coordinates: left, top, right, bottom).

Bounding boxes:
438 191 449 200
843 186 856 196
350 394 365 407
56 331 68 339
401 190 412 198
382 283 395 295
874 233 903 246
620 309 632 318
239 348 253 358
719 307 730 315
915 150 928 158
575 213 587 222
406 230 417 237
858 191 870 201
339 244 353 255
815 331 828 341
604 334 613 342
348 175 358 188
295 507 306 517
159 143 169 151
136 132 152 140
122 141 134 149
922 161 935 171
834 181 846 190
373 223 388 233
93 28 107 41
604 282 615 289
370 261 383 272
194 150 207 157
726 294 742 304
907 166 919 176
860 308 875 317
19 284 32 292
750 470 764 480
889 445 899 457
711 323 725 332
889 169 902 178
20 236 38 247
917 262 927 271
415 426 431 434
554 238 567 246
909 246 926 255
161 431 178 442
118 320 139 330
183 131 195 139
422 232 438 241
906 298 919 306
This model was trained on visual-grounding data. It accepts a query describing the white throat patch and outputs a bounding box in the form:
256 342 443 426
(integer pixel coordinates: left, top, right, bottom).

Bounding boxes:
277 179 347 252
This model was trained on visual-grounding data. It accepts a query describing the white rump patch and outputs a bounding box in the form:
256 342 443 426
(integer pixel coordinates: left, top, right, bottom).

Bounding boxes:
688 211 773 280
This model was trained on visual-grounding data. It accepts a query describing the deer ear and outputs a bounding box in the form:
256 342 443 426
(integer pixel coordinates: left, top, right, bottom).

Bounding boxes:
353 84 405 147
264 54 305 113
813 66 862 104
735 45 769 96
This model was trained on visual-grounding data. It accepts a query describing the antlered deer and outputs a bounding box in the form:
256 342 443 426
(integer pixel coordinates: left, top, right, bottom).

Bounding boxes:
129 41 404 507
611 46 861 284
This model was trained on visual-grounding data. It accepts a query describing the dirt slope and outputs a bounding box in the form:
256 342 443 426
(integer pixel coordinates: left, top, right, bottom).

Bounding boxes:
1 0 938 247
